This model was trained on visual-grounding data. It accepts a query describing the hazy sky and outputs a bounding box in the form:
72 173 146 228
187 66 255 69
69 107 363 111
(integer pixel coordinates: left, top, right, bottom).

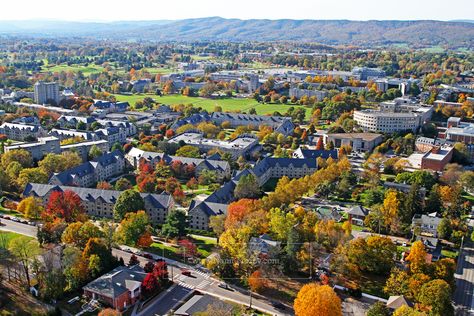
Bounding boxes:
2 0 473 21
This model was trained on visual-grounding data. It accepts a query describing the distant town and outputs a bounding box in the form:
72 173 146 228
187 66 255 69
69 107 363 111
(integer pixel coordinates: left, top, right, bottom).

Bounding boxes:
0 32 472 316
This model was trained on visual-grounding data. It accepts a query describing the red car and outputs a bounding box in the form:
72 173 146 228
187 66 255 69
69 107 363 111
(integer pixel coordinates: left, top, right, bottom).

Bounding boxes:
181 269 191 276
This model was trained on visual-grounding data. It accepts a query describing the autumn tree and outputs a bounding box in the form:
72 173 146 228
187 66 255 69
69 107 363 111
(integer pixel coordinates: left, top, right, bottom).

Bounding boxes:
405 241 428 274
9 236 41 287
128 254 140 266
248 269 266 293
98 309 121 316
115 211 152 247
141 273 159 298
417 279 454 316
62 221 104 249
44 190 86 222
17 196 43 219
294 283 342 316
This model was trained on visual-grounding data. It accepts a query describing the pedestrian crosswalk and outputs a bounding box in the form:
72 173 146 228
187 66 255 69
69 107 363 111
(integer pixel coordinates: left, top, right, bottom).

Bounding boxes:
196 280 211 289
177 281 194 289
194 270 210 278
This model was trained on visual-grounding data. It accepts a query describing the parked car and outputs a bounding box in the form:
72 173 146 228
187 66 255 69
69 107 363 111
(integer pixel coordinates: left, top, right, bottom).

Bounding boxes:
143 253 153 259
218 283 234 291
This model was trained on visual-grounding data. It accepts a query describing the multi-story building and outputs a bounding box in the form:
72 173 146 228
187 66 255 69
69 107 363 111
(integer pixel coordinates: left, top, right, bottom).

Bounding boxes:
125 147 231 180
351 67 386 80
23 183 175 225
323 133 383 152
354 102 433 133
289 87 329 100
0 122 46 141
443 117 474 144
169 132 260 159
49 128 98 141
95 127 127 147
34 81 60 105
210 112 295 136
60 140 109 162
188 157 318 230
4 136 60 161
57 115 96 129
49 150 125 187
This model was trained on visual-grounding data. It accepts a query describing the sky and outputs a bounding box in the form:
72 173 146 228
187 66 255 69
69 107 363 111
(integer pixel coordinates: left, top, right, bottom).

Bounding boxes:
1 0 473 22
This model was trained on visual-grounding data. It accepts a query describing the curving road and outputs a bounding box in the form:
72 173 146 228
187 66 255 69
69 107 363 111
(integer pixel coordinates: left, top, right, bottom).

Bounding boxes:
0 218 38 238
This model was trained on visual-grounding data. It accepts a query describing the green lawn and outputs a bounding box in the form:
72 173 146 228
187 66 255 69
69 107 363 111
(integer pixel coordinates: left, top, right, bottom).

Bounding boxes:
0 230 33 244
114 93 313 116
147 236 216 263
41 63 105 76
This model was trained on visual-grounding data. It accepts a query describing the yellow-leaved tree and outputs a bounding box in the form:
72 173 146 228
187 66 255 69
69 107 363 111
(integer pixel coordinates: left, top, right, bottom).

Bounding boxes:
294 283 342 316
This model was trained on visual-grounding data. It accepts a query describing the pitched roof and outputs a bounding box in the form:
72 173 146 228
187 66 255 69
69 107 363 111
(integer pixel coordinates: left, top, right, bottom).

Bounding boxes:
23 183 173 209
347 205 369 217
83 265 146 299
386 295 413 309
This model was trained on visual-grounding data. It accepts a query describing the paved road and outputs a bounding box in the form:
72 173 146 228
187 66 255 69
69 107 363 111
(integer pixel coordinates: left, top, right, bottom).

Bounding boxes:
113 248 292 316
0 218 38 237
454 240 474 315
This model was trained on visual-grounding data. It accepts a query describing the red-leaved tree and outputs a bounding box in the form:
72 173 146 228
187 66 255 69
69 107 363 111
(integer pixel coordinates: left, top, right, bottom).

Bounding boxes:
141 273 159 298
44 190 86 222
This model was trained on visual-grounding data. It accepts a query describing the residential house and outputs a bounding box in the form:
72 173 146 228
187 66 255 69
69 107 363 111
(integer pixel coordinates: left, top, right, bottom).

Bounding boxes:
347 205 370 226
83 265 146 311
412 214 442 237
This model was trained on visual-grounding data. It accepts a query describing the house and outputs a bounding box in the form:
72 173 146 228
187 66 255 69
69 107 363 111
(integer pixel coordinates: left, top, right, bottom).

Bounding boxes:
23 183 174 225
49 150 125 187
383 182 427 198
316 206 342 222
416 236 442 261
347 205 370 226
412 214 442 237
292 148 338 160
386 295 413 310
248 234 281 256
83 265 146 311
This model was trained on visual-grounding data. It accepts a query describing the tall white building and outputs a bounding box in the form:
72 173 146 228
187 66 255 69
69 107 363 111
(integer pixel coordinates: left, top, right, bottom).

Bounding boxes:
34 81 60 105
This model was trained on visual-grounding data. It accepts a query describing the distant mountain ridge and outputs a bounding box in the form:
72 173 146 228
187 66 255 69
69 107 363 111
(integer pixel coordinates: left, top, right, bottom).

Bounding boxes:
0 17 473 48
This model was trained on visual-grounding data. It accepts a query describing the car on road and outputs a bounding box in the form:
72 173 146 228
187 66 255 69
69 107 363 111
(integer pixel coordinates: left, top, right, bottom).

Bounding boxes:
271 301 286 310
218 283 234 291
11 217 20 222
181 269 191 276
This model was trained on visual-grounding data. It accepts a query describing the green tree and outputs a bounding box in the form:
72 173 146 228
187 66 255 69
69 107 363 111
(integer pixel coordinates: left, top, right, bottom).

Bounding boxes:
367 302 391 316
417 279 454 316
176 145 200 158
115 211 151 247
161 209 187 238
437 218 452 240
234 174 261 199
17 167 48 189
9 236 41 286
89 145 103 159
113 190 145 221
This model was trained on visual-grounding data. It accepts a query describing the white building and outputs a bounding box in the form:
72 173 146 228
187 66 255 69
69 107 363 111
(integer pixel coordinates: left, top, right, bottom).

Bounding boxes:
34 81 60 105
4 136 60 161
354 102 433 133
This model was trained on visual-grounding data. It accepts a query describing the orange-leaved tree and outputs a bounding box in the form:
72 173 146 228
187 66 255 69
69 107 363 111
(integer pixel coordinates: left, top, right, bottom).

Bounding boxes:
294 283 342 316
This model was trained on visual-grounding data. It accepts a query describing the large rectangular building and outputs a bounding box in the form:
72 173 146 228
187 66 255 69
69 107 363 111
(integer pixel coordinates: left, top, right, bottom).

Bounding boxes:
34 81 60 105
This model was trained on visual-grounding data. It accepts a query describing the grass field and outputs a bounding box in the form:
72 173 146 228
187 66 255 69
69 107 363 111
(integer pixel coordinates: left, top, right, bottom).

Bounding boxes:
114 93 313 116
0 230 33 244
41 63 105 76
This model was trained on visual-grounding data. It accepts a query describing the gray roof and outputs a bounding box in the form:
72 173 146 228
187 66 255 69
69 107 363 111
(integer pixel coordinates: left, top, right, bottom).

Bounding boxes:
347 205 369 217
83 265 146 299
23 183 173 209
